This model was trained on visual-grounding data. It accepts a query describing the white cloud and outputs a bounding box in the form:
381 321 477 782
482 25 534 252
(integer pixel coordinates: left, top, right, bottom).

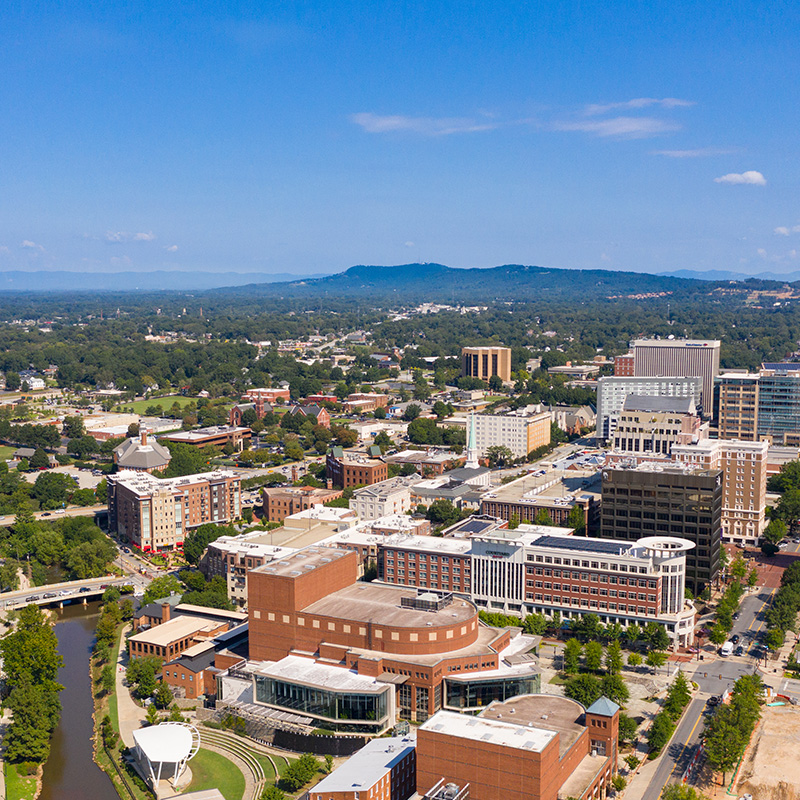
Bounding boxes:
774 225 800 236
165 244 179 252
105 230 156 242
652 147 737 158
714 170 766 186
404 241 415 248
21 240 45 251
584 97 694 116
350 112 497 136
553 116 681 139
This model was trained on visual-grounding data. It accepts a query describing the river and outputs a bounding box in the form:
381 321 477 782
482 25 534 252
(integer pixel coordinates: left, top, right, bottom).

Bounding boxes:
39 601 120 800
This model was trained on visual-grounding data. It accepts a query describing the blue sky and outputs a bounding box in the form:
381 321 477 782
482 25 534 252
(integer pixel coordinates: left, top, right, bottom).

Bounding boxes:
1 1 798 276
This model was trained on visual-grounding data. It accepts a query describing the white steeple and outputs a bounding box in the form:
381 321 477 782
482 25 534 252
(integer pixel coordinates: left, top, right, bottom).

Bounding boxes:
465 411 479 469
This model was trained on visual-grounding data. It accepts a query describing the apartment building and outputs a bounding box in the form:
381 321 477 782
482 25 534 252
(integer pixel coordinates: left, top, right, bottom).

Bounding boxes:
632 339 721 413
461 346 512 383
474 409 551 460
107 469 241 551
672 439 768 547
327 446 389 488
343 393 390 413
596 375 703 441
614 353 635 376
611 395 704 457
600 463 722 593
262 485 344 522
714 372 759 440
162 425 252 451
350 476 417 520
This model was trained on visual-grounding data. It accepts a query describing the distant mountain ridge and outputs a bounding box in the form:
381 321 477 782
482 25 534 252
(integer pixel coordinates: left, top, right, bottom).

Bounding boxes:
659 268 800 282
0 270 331 292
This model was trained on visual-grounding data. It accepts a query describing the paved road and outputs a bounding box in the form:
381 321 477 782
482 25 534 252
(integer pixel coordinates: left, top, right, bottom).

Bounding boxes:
0 503 106 527
0 575 131 609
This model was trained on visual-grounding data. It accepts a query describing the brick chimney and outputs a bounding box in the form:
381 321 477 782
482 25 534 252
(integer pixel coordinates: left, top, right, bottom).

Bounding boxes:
161 601 171 623
140 430 148 446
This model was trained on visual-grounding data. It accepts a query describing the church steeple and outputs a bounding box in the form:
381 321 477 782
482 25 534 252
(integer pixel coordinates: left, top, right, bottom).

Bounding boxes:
465 411 479 469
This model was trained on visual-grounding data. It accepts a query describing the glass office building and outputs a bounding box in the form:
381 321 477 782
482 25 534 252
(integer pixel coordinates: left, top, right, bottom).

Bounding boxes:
444 674 541 711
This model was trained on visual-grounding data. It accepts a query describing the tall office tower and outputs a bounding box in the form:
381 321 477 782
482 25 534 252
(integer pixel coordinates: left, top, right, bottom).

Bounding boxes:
596 375 702 441
600 463 722 594
672 439 768 548
461 346 512 383
716 368 800 445
633 339 721 414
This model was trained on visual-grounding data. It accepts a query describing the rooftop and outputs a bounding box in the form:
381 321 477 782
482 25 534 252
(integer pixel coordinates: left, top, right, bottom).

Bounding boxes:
479 694 587 758
622 394 694 414
633 338 720 348
111 468 239 495
303 582 476 628
353 476 418 498
251 546 350 579
481 468 601 508
308 736 416 795
128 615 221 647
420 709 557 753
132 723 196 764
255 655 390 694
531 533 636 557
162 425 250 442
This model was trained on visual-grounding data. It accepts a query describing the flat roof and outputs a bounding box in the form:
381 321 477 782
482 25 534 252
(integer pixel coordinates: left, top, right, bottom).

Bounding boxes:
256 655 389 694
162 426 250 441
531 534 634 556
479 694 586 758
175 604 247 622
112 468 238 495
421 710 556 753
303 582 475 628
310 736 415 794
251 546 350 578
133 723 195 764
128 615 219 647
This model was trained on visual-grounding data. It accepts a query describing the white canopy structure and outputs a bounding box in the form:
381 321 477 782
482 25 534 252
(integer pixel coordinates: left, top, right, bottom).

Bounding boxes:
133 722 200 788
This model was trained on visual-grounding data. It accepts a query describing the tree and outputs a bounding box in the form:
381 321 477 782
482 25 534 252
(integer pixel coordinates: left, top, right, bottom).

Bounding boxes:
183 522 234 566
618 713 638 745
5 371 21 390
599 674 629 706
665 671 691 717
522 613 547 636
730 556 748 581
647 711 674 756
280 753 320 792
747 568 759 590
324 754 333 773
563 638 582 674
764 518 787 545
146 703 160 725
29 448 49 470
611 775 627 793
584 641 603 672
373 431 393 453
709 625 728 646
425 499 464 529
704 707 745 785
62 416 86 439
486 445 514 468
565 504 586 535
153 681 174 710
661 786 711 800
141 575 183 606
533 508 553 526
32 472 75 508
66 539 117 580
645 651 667 674
403 404 422 422
605 640 623 675
101 664 115 695
432 401 452 419
627 652 642 670
565 673 601 707
262 787 287 800
776 490 800 534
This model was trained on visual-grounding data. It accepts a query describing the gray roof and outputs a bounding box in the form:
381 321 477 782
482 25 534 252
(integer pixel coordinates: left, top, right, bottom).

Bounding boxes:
622 394 694 414
445 466 490 482
114 436 172 470
586 696 620 716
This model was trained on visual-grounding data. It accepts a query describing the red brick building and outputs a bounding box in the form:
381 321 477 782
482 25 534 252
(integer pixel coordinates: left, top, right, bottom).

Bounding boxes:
326 447 388 488
261 485 344 522
614 353 635 376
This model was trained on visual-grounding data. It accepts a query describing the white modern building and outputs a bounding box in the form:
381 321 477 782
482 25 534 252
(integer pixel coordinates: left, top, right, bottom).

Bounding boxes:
596 375 703 441
132 722 200 791
350 476 417 520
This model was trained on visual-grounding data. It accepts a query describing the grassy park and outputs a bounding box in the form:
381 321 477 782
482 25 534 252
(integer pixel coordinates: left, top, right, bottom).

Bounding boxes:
184 749 245 800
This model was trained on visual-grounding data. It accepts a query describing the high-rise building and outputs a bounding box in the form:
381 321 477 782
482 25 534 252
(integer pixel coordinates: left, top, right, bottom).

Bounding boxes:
672 439 768 548
632 339 721 413
715 368 800 445
599 463 722 593
596 375 703 441
461 346 512 383
474 409 551 459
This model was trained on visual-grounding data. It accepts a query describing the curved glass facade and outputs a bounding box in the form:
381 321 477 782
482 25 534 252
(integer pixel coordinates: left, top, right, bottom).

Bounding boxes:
444 675 540 711
254 676 390 731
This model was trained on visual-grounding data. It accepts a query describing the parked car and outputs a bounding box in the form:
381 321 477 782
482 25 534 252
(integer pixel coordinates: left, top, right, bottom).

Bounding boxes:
707 695 721 707
731 634 740 644
732 611 740 620
735 645 745 656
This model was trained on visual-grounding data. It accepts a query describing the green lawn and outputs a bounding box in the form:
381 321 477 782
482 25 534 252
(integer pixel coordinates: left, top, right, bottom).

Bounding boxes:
5 763 38 800
184 749 245 800
254 754 277 782
0 445 17 461
113 395 200 414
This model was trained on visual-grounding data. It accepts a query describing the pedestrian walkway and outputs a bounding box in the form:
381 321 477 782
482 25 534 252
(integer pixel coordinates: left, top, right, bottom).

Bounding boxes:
114 623 145 748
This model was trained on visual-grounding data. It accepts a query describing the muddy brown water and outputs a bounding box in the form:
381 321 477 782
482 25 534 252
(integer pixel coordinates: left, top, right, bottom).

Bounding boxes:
38 601 120 800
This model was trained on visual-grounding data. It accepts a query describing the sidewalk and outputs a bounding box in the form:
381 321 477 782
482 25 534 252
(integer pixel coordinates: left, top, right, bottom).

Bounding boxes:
114 623 145 748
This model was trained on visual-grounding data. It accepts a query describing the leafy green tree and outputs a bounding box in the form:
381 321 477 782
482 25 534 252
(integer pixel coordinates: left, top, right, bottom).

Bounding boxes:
146 704 160 725
647 711 674 757
776 490 800 534
153 681 174 710
0 605 63 688
522 613 547 636
533 508 553 526
747 568 759 589
584 641 603 672
32 472 75 509
29 448 49 469
665 671 691 718
661 786 711 800
627 652 643 670
565 673 602 707
565 504 586 535
730 556 748 581
618 713 638 745
605 640 623 675
425 499 464 529
65 538 117 580
704 706 745 785
101 664 115 695
764 518 788 545
402 404 422 422
563 638 582 674
486 445 514 468
280 753 320 792
183 522 234 566
599 673 629 706
262 786 287 800
141 575 183 606
62 416 86 439
709 625 728 646
645 651 668 674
